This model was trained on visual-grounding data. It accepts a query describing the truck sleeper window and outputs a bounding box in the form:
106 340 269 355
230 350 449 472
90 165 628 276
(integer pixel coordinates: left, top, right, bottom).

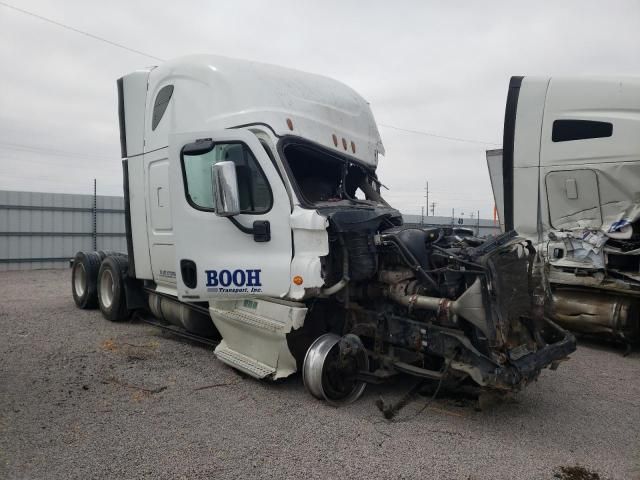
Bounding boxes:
182 142 272 213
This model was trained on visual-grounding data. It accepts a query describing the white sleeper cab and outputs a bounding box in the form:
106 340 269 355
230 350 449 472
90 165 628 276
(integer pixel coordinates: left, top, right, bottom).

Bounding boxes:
71 56 574 406
488 76 640 348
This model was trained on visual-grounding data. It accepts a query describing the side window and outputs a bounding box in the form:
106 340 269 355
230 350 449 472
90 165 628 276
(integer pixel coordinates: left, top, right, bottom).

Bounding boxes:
152 85 174 131
552 119 612 142
182 142 272 214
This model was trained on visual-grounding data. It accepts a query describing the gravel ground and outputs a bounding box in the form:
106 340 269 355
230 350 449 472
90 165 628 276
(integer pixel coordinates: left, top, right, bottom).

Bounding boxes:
0 269 638 480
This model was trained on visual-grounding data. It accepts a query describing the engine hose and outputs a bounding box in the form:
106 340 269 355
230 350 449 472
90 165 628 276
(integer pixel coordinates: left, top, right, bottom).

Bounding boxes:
321 277 349 296
380 235 439 291
431 244 485 270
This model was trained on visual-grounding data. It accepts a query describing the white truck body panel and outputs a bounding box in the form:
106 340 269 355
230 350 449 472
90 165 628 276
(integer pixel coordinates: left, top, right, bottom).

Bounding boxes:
288 207 330 300
144 148 176 289
127 146 154 279
210 297 307 379
143 55 384 167
510 76 640 241
540 77 640 234
494 75 640 293
120 70 152 158
169 129 293 300
119 70 155 279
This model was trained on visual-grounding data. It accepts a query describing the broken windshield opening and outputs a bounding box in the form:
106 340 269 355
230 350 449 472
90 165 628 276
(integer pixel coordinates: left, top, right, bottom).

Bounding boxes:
281 141 385 205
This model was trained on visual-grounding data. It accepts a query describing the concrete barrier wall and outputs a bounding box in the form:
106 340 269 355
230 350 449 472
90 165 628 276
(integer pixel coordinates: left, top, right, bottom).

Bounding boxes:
0 190 126 271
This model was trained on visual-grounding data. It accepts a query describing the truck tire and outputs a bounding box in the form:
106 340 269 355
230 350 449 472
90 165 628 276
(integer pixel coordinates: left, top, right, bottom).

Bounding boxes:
97 255 131 322
97 250 123 261
71 251 101 309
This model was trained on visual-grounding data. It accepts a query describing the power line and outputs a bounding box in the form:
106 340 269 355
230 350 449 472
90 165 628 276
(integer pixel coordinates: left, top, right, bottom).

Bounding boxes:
1 1 501 149
0 141 113 160
0 1 165 62
378 123 500 146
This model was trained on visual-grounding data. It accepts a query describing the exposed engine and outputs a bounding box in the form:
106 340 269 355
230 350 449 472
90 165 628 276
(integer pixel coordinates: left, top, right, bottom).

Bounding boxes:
297 206 576 402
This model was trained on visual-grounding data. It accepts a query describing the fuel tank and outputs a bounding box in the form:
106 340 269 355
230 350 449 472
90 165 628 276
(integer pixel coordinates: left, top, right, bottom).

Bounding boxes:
148 292 220 338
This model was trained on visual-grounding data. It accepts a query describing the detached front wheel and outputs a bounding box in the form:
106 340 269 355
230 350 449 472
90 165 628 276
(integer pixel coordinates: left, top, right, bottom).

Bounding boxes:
302 333 369 406
97 255 130 322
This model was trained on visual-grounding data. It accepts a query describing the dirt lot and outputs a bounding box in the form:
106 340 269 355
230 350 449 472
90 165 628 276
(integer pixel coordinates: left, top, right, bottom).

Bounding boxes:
0 269 638 479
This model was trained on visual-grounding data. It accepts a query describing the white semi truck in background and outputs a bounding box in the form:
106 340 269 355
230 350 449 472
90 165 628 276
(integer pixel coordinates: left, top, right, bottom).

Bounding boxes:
71 56 574 405
487 76 640 348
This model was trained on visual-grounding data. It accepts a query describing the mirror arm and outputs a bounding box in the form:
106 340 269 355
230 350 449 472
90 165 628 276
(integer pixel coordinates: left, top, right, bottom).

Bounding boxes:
228 216 253 234
227 217 271 243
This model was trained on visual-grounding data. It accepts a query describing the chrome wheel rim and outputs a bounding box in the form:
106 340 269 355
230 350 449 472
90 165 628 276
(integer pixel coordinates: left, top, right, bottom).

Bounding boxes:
302 333 369 406
99 268 115 309
73 262 86 297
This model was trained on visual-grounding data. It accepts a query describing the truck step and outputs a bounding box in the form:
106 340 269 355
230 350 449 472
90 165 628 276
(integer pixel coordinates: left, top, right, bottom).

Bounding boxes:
214 343 276 379
209 306 287 333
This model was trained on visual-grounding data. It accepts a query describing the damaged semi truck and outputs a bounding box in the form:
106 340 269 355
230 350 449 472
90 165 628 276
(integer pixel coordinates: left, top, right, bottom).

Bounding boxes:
487 76 640 347
71 56 575 405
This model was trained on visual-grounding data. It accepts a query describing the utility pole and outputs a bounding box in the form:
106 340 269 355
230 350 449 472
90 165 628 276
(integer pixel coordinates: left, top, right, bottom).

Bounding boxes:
430 202 436 216
421 206 424 225
424 181 429 217
451 208 455 226
477 209 480 236
92 178 97 251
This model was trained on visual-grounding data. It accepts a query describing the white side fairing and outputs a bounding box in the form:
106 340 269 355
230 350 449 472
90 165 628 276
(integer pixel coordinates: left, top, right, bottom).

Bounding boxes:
512 77 550 238
120 69 151 157
127 155 153 279
169 129 293 301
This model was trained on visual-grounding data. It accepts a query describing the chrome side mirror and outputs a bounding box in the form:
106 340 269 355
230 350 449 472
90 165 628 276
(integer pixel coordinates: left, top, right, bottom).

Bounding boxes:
211 161 240 216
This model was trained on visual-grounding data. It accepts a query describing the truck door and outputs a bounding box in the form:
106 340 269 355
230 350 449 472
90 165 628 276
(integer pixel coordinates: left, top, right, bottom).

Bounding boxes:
169 129 292 301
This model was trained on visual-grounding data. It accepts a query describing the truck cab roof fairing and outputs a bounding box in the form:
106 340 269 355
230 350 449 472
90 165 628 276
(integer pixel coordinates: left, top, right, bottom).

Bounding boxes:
143 55 385 168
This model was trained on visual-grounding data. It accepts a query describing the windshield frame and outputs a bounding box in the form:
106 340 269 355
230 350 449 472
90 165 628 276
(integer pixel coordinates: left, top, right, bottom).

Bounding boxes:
276 135 386 209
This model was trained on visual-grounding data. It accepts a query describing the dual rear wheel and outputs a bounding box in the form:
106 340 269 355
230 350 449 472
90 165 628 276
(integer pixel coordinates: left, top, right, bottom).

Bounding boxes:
71 251 130 321
97 255 130 321
71 251 101 309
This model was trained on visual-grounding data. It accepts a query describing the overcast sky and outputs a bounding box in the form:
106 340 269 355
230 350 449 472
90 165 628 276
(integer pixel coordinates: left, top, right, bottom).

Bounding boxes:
1 1 639 219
